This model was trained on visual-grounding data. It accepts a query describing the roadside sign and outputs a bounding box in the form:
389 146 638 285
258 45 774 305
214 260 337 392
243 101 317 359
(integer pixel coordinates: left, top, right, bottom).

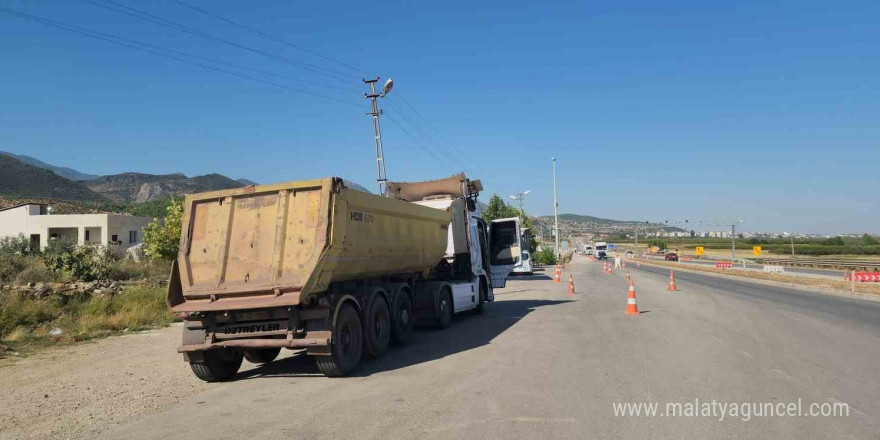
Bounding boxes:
752 246 762 256
608 244 615 249
695 246 704 256
716 262 733 268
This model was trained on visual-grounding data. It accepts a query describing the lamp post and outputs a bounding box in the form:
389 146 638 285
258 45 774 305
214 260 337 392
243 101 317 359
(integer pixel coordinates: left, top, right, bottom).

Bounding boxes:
552 158 560 261
363 77 393 195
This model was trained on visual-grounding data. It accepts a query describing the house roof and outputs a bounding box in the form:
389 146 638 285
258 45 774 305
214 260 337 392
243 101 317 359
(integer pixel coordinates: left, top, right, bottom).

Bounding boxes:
0 203 47 213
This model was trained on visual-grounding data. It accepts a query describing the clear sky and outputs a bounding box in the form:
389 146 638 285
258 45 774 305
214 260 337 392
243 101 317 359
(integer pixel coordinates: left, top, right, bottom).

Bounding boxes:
1 0 877 234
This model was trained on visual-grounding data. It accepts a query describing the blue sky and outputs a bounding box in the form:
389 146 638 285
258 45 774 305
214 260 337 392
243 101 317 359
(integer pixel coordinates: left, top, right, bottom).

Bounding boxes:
1 0 878 233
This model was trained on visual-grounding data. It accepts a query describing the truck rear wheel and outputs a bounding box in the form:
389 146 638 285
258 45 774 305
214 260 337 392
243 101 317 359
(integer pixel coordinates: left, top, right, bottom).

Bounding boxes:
243 347 281 364
316 303 363 377
364 296 391 358
189 348 243 382
437 288 453 329
391 291 414 345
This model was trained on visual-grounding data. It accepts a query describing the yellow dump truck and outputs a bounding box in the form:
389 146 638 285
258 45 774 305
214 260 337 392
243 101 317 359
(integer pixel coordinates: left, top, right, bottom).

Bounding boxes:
167 174 520 380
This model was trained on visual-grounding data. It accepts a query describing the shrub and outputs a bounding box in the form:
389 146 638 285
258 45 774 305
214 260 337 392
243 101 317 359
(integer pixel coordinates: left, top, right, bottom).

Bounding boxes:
534 247 557 265
44 245 119 282
14 262 71 284
0 254 28 283
0 234 39 257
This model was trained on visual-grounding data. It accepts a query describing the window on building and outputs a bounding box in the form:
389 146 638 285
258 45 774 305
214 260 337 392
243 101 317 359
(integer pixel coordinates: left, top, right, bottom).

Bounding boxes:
85 230 90 241
129 230 138 243
111 234 118 244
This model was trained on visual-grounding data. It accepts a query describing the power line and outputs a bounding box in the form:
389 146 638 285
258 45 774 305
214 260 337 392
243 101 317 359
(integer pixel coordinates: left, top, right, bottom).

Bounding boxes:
170 0 369 77
81 0 356 84
0 6 362 109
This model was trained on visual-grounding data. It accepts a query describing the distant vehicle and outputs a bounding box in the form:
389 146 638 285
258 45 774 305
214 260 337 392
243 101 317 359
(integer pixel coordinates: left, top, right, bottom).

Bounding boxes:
597 251 608 260
584 245 593 255
665 253 679 261
511 228 533 275
626 250 634 258
595 241 608 260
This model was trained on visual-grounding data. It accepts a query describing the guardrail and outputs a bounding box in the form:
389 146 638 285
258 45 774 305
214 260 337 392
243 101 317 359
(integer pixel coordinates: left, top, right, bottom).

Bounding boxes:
756 257 880 271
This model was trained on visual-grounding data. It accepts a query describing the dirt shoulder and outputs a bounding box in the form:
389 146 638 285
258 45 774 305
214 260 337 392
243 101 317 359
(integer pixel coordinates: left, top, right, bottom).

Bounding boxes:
0 323 211 440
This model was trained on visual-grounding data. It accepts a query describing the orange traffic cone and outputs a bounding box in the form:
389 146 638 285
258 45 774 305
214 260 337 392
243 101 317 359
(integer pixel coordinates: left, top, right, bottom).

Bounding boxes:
667 269 677 291
568 274 576 294
626 278 639 315
554 265 561 283
607 262 613 274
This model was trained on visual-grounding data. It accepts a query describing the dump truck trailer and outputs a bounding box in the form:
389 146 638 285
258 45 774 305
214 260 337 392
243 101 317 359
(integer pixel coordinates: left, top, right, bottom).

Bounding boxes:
167 174 519 380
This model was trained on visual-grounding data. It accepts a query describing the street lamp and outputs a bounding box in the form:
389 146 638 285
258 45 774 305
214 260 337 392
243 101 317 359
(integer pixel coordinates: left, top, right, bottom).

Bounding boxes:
509 190 531 222
552 158 560 261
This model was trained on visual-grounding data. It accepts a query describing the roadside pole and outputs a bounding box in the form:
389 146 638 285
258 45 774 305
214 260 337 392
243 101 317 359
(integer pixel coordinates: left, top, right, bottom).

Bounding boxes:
552 157 560 264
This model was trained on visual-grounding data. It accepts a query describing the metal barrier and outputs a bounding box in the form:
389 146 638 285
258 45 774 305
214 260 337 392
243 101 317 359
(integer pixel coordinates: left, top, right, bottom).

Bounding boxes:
756 257 880 271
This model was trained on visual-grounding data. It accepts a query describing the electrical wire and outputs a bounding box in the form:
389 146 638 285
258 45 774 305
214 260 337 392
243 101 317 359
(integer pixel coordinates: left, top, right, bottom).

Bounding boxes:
0 6 362 108
170 0 369 77
81 0 357 84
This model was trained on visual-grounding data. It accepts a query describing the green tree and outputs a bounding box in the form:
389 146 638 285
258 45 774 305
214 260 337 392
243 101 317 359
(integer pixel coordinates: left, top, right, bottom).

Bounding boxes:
863 234 879 246
143 198 183 260
482 194 536 252
533 247 557 265
823 236 845 246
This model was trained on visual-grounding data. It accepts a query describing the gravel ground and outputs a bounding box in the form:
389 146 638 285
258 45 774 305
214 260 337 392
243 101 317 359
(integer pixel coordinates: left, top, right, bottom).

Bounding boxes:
1 323 223 439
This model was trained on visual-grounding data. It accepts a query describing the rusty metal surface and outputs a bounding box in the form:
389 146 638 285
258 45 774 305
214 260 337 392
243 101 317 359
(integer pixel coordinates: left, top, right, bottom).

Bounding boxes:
177 331 332 352
170 292 302 313
174 177 452 311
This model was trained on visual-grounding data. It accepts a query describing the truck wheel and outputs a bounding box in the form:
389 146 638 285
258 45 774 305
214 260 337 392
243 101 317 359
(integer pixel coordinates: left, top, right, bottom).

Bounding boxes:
316 303 363 377
437 288 453 329
189 348 243 382
364 295 391 358
243 347 281 364
391 292 414 345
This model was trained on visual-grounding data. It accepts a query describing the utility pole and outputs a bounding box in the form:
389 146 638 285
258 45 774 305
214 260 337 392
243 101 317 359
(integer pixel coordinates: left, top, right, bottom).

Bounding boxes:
791 235 795 259
510 191 530 222
363 77 393 195
731 222 738 260
552 157 560 261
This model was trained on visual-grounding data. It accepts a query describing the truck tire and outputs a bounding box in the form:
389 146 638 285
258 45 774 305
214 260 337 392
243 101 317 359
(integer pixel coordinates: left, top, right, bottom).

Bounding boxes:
391 291 414 345
243 347 281 364
364 295 391 358
316 303 363 377
189 348 243 382
437 288 453 329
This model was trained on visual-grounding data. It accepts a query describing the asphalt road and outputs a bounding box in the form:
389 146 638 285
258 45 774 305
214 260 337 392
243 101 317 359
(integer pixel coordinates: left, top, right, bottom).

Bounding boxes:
100 257 880 439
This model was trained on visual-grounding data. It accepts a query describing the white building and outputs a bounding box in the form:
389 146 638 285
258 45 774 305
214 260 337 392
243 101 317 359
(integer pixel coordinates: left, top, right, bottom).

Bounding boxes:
0 203 153 250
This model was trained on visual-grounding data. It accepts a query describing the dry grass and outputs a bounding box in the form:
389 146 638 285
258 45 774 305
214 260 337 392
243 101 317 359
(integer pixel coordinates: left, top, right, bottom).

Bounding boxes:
0 286 178 356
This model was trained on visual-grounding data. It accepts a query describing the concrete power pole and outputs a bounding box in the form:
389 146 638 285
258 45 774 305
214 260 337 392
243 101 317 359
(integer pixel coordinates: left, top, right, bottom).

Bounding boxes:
364 78 393 195
552 157 560 261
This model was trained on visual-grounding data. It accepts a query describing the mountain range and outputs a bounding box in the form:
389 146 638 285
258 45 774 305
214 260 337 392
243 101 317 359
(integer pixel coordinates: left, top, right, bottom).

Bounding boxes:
0 151 372 210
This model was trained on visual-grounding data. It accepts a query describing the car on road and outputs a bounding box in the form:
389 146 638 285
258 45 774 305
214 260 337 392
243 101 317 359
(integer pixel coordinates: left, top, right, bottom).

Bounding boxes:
665 252 679 261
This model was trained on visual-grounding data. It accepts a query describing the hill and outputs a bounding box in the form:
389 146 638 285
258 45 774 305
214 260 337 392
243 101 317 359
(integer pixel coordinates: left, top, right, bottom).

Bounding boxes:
0 155 108 204
0 151 100 181
84 172 246 203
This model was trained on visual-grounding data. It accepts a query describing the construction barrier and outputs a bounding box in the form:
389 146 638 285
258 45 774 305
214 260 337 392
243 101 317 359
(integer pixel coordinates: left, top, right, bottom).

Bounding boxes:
716 262 733 269
763 265 785 273
845 272 880 282
681 257 692 262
